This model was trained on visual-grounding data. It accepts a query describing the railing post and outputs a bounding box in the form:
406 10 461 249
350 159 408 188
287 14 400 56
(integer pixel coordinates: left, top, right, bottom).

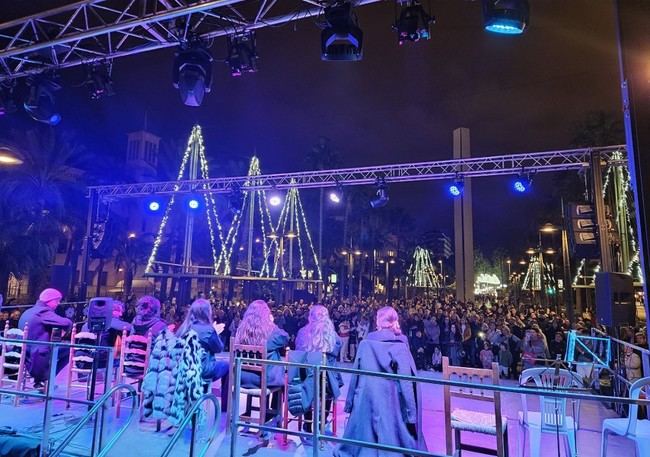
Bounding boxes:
229 357 242 457
312 364 320 454
189 412 197 457
40 345 60 456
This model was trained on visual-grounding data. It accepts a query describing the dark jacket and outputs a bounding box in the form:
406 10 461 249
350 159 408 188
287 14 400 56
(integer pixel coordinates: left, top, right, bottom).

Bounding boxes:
335 329 427 457
191 322 225 379
132 318 167 339
240 327 289 388
18 303 73 381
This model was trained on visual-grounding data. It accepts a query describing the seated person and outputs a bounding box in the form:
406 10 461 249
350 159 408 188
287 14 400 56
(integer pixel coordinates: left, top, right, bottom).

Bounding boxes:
233 300 289 436
18 288 73 389
291 305 343 436
176 298 229 384
131 295 167 338
334 306 427 457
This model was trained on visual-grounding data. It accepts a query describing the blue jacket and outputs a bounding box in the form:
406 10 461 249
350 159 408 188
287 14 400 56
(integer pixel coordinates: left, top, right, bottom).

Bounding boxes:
240 328 289 388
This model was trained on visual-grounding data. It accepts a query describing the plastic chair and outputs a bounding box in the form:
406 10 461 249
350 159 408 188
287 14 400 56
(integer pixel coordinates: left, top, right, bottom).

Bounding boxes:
227 337 284 438
601 376 650 457
518 367 578 457
443 356 508 457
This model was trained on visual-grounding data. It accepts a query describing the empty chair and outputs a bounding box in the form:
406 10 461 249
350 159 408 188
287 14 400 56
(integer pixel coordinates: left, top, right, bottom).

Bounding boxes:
114 330 152 418
443 356 508 457
601 376 650 457
64 327 99 407
518 367 578 457
0 323 29 406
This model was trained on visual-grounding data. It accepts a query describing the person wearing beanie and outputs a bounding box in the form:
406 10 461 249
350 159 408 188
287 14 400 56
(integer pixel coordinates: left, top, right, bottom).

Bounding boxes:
18 288 73 389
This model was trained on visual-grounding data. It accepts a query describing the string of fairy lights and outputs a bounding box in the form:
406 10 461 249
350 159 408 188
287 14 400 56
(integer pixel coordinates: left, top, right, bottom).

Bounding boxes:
407 246 440 288
146 127 321 280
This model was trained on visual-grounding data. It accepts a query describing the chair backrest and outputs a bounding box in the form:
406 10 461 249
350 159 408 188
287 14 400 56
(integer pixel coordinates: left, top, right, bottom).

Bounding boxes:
443 356 503 453
118 330 152 379
229 337 268 376
625 376 650 436
519 367 575 433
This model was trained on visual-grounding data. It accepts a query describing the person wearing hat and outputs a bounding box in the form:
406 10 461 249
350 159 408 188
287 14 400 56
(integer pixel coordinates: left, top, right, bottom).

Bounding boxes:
18 288 73 389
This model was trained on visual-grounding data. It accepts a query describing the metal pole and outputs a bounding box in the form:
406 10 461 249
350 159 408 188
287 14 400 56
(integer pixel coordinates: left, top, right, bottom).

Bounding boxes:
289 197 294 279
312 364 320 453
41 346 59 457
246 188 255 276
591 150 613 272
561 200 575 323
318 188 324 283
229 357 242 456
79 190 97 300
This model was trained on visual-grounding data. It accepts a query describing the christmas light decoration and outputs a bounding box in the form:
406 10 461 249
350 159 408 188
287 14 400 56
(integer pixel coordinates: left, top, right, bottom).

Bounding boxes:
407 246 439 288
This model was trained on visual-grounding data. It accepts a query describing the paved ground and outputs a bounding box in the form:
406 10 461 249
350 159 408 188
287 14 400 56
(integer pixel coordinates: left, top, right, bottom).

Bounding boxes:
0 369 639 456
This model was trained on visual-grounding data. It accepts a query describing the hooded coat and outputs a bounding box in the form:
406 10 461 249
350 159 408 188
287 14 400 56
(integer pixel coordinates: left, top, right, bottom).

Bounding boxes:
334 329 427 457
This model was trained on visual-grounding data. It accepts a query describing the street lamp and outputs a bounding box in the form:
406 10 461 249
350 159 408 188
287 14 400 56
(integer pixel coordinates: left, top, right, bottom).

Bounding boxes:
0 146 24 166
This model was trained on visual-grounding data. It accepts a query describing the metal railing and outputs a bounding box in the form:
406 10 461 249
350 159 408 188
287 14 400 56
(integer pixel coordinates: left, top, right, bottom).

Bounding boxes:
50 383 138 457
160 393 221 457
0 336 116 457
228 356 650 457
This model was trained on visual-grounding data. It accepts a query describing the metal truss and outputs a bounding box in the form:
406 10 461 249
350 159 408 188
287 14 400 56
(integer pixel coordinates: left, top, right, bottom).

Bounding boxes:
89 145 626 199
0 0 381 82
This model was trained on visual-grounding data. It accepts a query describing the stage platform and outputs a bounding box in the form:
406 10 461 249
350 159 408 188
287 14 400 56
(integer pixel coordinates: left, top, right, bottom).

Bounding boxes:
0 368 638 456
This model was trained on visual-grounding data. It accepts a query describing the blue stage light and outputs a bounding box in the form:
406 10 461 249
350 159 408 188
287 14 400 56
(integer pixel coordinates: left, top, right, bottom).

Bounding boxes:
188 198 200 209
483 0 529 35
148 200 161 212
448 181 463 197
513 174 532 193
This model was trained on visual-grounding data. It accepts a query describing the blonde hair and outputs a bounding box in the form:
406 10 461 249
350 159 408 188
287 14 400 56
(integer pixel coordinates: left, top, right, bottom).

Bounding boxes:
297 305 337 353
376 306 401 335
234 300 276 346
176 299 212 338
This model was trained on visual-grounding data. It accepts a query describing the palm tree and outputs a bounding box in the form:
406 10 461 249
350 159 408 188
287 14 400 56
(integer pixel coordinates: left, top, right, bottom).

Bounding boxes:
0 126 97 299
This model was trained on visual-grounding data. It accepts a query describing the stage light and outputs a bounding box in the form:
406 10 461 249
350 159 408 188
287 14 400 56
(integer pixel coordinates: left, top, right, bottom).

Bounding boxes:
513 173 532 193
227 31 259 77
393 0 434 46
482 0 529 35
148 200 161 212
188 198 200 209
85 62 115 100
329 183 343 203
173 40 213 107
321 2 363 61
0 146 23 166
370 178 389 208
268 190 283 207
448 178 464 197
24 77 62 125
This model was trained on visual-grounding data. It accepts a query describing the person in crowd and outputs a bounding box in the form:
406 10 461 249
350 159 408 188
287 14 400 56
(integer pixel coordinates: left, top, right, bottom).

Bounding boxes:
498 342 512 378
338 317 351 362
411 330 428 370
18 288 73 389
480 341 494 369
131 295 167 338
624 344 643 383
293 305 343 437
432 346 443 372
549 331 566 360
335 306 427 457
356 315 369 343
448 322 463 366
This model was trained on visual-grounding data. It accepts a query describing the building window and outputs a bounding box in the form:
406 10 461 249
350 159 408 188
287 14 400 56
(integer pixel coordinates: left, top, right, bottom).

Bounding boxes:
100 271 108 287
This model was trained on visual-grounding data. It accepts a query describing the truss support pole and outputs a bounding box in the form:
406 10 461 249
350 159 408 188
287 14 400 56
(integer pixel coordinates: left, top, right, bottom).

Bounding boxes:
180 137 200 304
246 189 255 276
591 151 613 273
615 0 650 335
453 128 474 303
79 189 97 300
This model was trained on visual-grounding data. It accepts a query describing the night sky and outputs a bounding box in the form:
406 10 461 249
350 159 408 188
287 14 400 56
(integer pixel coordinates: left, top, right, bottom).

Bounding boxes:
1 1 623 262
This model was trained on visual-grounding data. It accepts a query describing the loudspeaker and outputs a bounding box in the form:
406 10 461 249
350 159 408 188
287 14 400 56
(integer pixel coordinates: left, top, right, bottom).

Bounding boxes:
87 297 114 332
595 272 635 327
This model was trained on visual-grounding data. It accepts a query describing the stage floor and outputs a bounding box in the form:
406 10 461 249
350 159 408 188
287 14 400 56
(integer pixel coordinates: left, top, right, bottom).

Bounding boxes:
0 368 638 457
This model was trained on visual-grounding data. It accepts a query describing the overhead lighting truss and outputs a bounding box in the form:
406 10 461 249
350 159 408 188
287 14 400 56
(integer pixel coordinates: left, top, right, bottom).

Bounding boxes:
0 0 383 82
89 145 625 199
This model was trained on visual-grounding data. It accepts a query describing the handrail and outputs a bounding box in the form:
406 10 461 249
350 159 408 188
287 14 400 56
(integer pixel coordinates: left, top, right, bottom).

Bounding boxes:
0 336 113 351
50 383 138 457
160 393 221 457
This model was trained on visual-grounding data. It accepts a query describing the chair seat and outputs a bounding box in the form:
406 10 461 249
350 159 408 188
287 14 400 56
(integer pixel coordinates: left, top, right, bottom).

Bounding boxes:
451 409 507 435
518 411 574 431
603 418 650 437
241 387 278 396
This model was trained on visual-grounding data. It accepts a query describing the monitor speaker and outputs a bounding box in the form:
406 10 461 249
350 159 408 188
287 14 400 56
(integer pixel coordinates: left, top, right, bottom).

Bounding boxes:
595 272 635 327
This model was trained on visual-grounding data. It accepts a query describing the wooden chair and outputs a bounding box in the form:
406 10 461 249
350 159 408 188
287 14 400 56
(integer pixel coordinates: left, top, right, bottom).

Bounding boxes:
114 330 152 418
0 322 30 406
443 356 508 457
64 327 100 407
227 337 285 437
283 350 338 444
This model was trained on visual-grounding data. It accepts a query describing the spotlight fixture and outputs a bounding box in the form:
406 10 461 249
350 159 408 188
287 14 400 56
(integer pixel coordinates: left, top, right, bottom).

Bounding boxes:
448 177 464 197
188 197 200 210
227 31 259 77
24 76 62 125
148 200 161 212
85 62 115 100
268 190 283 207
173 39 213 107
228 185 244 214
321 2 363 61
393 0 434 46
482 0 529 35
370 178 389 209
513 172 533 193
329 182 343 204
